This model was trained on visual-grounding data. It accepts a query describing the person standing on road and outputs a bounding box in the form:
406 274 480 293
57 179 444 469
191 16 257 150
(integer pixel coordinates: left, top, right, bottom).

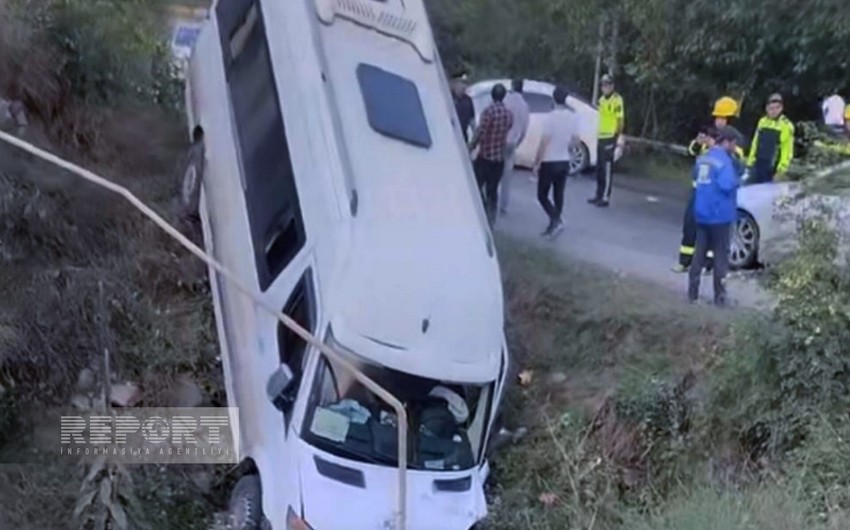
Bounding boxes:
532 86 580 238
451 69 475 144
746 93 794 184
588 74 624 208
822 93 846 137
499 79 531 217
675 96 741 273
469 83 513 226
688 126 744 307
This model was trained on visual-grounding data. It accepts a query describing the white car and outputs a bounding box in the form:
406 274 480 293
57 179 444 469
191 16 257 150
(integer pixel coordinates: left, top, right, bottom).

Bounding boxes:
733 179 794 269
181 0 510 529
467 79 624 173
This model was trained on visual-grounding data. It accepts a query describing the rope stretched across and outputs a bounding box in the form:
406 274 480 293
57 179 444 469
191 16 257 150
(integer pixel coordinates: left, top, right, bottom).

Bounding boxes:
0 128 409 529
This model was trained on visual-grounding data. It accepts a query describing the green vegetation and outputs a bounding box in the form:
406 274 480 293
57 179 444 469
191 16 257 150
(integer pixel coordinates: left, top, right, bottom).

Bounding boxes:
486 216 850 529
0 0 181 159
426 0 850 141
1 1 849 529
0 3 230 529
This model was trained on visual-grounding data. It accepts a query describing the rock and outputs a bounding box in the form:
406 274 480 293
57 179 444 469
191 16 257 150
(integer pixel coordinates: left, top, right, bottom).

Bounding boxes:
76 368 96 392
168 376 205 408
110 383 142 407
0 98 27 131
547 372 568 385
191 471 213 494
71 394 92 410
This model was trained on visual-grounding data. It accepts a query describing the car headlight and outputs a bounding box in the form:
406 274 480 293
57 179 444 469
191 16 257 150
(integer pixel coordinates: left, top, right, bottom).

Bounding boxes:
287 506 314 530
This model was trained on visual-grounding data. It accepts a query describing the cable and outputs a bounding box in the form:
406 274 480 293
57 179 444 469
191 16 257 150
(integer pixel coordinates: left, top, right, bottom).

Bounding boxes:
0 128 408 529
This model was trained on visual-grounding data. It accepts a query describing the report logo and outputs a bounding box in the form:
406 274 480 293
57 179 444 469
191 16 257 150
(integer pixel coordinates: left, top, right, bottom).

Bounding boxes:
58 407 239 464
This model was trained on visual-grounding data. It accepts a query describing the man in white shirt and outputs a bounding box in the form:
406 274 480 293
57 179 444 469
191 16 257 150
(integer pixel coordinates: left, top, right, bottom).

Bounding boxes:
822 94 846 136
499 79 530 216
533 86 579 238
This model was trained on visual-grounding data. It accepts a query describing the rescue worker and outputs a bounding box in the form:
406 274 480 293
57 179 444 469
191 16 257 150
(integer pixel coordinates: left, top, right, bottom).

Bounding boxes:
746 93 795 184
674 96 742 273
588 74 624 207
845 104 850 139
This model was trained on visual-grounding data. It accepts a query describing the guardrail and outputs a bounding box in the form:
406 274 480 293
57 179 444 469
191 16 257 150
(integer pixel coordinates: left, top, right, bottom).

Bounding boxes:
622 135 690 157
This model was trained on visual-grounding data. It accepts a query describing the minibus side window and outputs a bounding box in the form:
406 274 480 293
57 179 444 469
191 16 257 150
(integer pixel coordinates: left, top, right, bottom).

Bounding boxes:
276 270 316 424
217 0 307 292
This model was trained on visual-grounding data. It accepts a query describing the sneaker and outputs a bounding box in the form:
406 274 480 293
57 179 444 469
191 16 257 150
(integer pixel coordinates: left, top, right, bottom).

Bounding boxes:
587 197 600 205
671 263 689 273
549 219 565 238
541 222 555 236
595 200 610 208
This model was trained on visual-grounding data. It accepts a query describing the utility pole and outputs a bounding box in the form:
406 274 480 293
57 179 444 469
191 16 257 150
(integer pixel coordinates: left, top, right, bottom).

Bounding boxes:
592 14 605 104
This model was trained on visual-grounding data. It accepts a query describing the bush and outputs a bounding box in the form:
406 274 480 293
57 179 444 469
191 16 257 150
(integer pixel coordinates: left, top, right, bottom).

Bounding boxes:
0 0 182 155
789 415 850 524
621 484 813 530
708 211 850 459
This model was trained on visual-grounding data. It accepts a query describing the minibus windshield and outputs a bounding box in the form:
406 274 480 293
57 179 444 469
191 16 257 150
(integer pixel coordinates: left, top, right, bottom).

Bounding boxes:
301 348 493 471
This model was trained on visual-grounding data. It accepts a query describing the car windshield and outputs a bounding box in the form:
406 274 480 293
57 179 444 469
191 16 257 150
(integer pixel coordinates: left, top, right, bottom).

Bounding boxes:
301 347 493 472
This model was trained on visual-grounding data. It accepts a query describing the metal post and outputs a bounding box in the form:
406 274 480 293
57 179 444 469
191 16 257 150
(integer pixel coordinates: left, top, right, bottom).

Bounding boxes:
592 15 605 104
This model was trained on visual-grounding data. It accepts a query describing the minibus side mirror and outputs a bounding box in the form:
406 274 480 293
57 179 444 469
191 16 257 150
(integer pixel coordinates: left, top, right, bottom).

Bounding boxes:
267 363 296 411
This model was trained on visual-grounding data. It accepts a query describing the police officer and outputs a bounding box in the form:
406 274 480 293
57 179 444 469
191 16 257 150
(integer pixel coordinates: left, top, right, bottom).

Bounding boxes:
747 93 795 184
451 69 475 144
674 97 743 273
588 74 625 207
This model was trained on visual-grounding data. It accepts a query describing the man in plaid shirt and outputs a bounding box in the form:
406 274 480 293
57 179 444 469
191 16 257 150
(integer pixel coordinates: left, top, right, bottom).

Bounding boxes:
470 83 513 226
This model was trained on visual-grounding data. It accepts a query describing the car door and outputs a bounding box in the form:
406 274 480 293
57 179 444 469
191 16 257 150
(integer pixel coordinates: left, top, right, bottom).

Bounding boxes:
515 92 554 168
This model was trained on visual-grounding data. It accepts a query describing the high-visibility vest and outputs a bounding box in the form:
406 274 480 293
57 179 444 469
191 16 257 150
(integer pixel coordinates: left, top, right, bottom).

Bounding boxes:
598 93 624 139
746 115 795 174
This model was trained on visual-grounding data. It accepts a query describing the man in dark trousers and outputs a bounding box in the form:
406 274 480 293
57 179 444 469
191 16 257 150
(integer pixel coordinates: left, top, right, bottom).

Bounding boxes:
688 126 744 306
533 86 579 238
588 74 624 207
746 93 794 184
469 83 513 226
451 70 475 144
674 96 743 273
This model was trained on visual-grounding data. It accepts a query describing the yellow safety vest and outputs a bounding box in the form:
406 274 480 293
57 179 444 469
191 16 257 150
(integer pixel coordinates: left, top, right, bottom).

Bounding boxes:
598 93 625 139
746 115 795 174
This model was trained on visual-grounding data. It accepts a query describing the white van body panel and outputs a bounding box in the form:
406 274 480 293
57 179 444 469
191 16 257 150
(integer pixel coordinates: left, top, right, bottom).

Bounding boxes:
187 0 508 527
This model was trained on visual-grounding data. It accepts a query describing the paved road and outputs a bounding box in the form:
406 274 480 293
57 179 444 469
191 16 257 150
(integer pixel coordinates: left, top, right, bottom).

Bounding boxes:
497 169 772 308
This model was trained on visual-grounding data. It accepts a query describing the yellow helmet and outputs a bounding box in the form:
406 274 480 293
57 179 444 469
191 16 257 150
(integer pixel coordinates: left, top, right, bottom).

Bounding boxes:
712 96 739 118
845 104 850 121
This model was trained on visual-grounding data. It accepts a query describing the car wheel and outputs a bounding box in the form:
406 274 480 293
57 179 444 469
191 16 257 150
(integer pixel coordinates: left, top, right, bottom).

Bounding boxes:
569 142 590 174
229 475 263 530
730 210 759 270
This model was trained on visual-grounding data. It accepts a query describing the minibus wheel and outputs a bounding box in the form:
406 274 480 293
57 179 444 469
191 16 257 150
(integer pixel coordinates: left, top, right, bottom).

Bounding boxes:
177 139 204 219
229 474 263 530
